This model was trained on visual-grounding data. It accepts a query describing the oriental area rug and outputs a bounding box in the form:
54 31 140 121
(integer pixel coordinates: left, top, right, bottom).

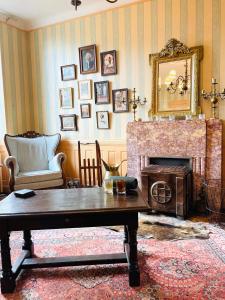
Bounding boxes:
0 223 225 300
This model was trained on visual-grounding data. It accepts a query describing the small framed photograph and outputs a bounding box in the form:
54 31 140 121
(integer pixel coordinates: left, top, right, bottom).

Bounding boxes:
94 81 110 104
59 114 77 131
80 104 91 118
112 88 129 113
100 50 117 76
79 44 97 74
96 111 110 129
78 80 92 100
61 64 76 81
59 87 74 108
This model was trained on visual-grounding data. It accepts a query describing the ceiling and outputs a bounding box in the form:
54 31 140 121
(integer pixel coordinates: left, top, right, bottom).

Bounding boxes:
0 0 140 31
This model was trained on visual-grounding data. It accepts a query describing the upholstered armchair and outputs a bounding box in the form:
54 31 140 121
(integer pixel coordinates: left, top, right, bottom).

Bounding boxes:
4 132 66 191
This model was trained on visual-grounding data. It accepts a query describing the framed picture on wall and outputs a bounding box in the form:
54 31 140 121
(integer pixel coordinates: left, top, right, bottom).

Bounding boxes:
59 87 74 108
79 44 97 74
59 114 78 131
80 104 91 118
61 64 76 81
112 88 129 113
78 80 92 100
96 111 110 129
100 50 117 76
94 81 110 104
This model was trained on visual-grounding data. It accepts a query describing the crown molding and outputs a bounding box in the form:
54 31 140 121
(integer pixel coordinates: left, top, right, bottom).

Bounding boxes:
0 0 146 31
0 10 28 31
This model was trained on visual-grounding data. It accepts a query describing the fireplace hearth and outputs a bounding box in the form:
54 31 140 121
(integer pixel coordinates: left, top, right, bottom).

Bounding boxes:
127 119 222 213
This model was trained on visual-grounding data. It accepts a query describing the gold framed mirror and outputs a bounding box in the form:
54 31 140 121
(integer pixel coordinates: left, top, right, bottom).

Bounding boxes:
149 39 203 117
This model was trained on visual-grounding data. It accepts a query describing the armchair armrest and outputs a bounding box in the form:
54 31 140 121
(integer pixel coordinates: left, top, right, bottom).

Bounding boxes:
49 152 66 172
4 156 19 176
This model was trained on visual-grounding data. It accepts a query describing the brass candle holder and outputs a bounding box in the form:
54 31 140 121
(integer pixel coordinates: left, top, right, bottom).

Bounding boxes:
201 78 225 118
123 88 147 121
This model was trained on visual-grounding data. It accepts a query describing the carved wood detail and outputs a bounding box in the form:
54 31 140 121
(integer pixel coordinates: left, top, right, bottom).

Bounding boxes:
159 38 191 57
17 131 43 138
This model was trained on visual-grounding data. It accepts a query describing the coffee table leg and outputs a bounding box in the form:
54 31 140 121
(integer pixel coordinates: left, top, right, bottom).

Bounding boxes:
127 225 140 287
22 230 34 257
0 232 16 293
123 225 128 251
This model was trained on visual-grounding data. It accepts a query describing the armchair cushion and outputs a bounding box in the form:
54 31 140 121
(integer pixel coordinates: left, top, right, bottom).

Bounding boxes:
5 134 60 172
14 179 64 191
15 170 62 185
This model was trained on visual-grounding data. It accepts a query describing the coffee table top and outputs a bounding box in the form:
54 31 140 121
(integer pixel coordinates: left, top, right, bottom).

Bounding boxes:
0 188 149 217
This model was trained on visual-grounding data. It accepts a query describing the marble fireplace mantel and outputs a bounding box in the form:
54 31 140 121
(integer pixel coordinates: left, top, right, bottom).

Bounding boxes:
127 119 222 204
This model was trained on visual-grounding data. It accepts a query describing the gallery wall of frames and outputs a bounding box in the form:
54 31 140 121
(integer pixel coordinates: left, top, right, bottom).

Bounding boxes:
26 2 155 143
59 46 129 132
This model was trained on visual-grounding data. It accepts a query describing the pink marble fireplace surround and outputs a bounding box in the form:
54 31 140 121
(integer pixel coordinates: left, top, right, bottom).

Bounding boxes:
127 119 222 205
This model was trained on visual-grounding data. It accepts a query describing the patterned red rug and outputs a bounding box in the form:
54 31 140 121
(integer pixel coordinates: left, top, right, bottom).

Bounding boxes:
0 225 225 300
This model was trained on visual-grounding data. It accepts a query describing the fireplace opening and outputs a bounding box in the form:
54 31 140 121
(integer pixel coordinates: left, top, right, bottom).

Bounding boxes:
148 156 192 170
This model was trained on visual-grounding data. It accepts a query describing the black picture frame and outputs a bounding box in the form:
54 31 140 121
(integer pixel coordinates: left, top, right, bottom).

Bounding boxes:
96 111 110 129
79 44 97 74
100 50 117 76
94 81 110 104
80 104 91 119
61 64 76 81
112 88 129 113
59 114 78 131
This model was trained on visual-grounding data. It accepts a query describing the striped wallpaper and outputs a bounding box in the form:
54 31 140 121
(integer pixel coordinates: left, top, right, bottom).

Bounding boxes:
1 0 225 142
0 22 32 135
0 45 6 141
28 0 225 141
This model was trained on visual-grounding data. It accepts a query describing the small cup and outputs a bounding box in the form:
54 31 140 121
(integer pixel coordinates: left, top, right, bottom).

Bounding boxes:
116 179 126 195
198 113 205 120
185 114 192 120
103 178 113 194
169 115 175 121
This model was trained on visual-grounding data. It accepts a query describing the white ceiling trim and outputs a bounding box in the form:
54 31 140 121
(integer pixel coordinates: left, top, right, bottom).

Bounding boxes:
0 0 142 31
0 11 27 30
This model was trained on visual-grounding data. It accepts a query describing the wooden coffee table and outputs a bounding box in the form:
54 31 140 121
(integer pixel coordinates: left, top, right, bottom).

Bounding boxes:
0 188 149 293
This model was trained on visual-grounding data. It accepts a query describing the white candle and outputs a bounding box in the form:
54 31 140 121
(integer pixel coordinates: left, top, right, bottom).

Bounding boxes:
212 78 217 84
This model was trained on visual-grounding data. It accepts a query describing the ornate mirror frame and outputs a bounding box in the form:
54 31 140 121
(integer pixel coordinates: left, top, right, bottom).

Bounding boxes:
149 39 203 117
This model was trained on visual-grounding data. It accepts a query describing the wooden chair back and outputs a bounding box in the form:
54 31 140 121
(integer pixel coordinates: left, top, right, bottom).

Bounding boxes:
78 140 103 187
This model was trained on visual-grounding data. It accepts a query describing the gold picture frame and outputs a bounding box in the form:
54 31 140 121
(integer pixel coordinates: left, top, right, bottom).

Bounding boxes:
59 87 74 109
149 39 203 117
78 80 92 100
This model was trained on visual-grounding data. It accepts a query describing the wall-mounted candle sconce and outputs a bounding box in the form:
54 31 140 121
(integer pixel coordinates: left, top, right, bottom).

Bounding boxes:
201 78 225 118
122 88 147 121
